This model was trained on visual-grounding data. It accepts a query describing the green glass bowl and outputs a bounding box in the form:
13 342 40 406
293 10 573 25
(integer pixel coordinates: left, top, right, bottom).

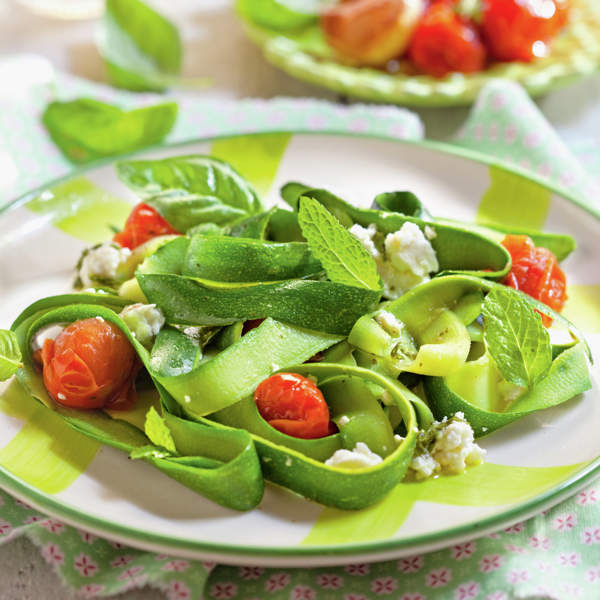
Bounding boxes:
238 0 600 107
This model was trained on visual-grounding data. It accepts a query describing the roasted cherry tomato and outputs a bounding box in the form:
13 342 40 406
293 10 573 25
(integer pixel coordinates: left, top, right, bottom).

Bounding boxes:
408 2 486 77
40 318 139 410
322 0 426 67
113 203 180 250
254 373 332 439
501 234 567 326
481 0 569 62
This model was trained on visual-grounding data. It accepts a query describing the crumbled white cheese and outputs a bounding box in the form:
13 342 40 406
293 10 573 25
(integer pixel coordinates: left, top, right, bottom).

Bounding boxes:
350 222 438 299
431 418 486 474
410 452 438 479
375 310 405 337
81 287 108 295
394 434 404 443
338 415 350 427
349 223 380 260
79 242 131 288
119 303 165 348
383 222 439 296
325 442 383 470
409 413 485 480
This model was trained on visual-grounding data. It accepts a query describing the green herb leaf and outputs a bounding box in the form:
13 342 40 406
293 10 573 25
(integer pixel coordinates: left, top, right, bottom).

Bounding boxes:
116 155 263 216
237 0 319 30
145 191 249 231
98 0 182 91
297 195 382 291
144 406 177 453
42 98 177 164
482 288 552 388
0 330 23 381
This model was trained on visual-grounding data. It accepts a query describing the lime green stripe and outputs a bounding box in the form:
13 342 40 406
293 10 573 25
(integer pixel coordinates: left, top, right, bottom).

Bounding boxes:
302 462 584 545
210 133 291 197
302 484 421 546
563 284 600 333
26 177 132 244
477 167 551 230
0 380 99 494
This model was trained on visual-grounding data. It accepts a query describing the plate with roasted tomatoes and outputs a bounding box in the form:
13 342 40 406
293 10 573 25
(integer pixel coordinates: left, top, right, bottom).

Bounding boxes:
237 0 600 106
0 132 599 565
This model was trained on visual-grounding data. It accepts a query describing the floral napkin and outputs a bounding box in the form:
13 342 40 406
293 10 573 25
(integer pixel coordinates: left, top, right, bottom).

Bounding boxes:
0 71 599 600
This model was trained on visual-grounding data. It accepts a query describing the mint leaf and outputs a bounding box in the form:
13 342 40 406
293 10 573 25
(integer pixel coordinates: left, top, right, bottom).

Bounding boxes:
42 99 177 164
482 288 552 388
98 0 182 91
144 406 177 453
0 330 22 381
298 195 382 291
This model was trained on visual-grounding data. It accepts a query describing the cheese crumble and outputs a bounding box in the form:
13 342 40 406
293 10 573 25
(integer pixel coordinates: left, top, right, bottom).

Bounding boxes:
350 222 438 299
325 442 383 469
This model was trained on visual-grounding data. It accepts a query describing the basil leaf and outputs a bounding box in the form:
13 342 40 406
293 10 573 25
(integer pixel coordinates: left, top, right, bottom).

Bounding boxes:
146 191 248 230
0 329 23 381
116 155 263 216
298 195 382 291
144 406 177 453
42 99 177 164
482 288 552 389
98 0 182 91
237 0 319 30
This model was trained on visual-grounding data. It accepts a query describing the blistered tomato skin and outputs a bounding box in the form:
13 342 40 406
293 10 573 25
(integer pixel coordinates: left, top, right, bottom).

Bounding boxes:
113 203 180 250
481 0 569 63
408 3 486 78
501 234 567 326
254 373 332 439
40 318 138 410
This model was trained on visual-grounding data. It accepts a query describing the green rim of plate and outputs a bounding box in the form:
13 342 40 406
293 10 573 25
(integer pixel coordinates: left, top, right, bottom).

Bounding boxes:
0 131 599 565
238 0 600 107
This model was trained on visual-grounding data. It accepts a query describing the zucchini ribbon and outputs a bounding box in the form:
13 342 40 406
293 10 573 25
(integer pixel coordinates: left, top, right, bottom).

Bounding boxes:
12 293 422 511
348 274 591 437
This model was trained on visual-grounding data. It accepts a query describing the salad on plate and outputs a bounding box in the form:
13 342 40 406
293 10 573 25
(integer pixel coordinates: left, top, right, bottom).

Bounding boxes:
0 154 592 512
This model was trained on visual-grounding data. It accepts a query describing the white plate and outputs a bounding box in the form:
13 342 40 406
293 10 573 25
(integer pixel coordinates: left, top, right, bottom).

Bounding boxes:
1 133 599 567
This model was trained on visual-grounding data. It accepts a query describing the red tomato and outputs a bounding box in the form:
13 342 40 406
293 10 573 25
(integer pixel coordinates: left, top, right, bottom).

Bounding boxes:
254 373 332 439
40 318 138 410
481 0 569 62
501 234 567 326
113 203 180 250
408 3 486 78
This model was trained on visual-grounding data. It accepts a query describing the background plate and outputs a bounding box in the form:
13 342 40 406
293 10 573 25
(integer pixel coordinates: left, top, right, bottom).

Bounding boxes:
237 0 600 107
0 133 599 566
